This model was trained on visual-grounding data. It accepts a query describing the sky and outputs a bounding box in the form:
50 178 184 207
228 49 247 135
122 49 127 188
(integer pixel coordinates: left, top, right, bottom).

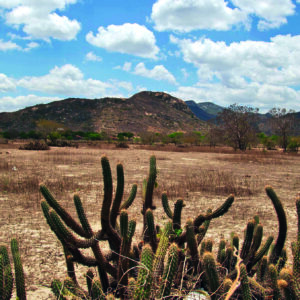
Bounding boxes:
1 0 300 113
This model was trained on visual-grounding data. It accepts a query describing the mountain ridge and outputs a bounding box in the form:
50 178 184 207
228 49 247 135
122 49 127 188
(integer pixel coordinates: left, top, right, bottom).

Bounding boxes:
0 91 207 134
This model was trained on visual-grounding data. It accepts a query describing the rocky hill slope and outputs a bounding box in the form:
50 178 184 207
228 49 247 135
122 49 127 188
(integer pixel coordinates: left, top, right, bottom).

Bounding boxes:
0 91 207 134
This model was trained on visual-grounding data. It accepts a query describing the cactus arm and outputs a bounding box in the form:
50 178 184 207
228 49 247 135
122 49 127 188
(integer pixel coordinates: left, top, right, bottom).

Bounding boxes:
0 245 13 300
252 235 274 267
186 219 200 272
110 163 124 229
100 156 121 252
144 155 157 212
145 209 158 253
91 278 106 300
153 221 172 279
86 269 94 297
49 210 96 249
240 263 252 300
173 199 185 230
162 192 173 219
134 245 154 300
269 264 280 300
120 184 137 210
11 239 26 300
160 243 179 298
40 185 88 238
73 194 93 237
265 186 287 265
210 194 234 219
203 252 220 299
240 220 255 260
194 195 234 228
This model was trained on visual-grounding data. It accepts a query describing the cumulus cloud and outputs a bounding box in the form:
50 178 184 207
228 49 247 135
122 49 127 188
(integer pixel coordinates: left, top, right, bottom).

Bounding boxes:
133 63 177 84
1 0 80 40
151 0 247 32
171 83 300 112
151 0 297 32
85 51 102 62
171 34 300 87
0 39 21 51
17 64 114 97
0 74 16 92
86 23 159 59
232 0 295 30
0 94 60 112
169 33 300 112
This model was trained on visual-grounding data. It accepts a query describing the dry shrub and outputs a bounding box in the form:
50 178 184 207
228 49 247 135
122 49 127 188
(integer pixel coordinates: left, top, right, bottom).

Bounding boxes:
19 140 49 150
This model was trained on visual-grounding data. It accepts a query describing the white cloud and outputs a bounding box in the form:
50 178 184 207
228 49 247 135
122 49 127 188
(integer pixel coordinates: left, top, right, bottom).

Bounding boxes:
134 63 177 84
0 94 60 112
0 39 21 51
17 64 113 97
85 51 102 62
170 33 300 112
0 74 16 92
122 62 132 72
151 0 248 32
232 0 295 30
151 0 297 32
86 23 159 59
1 0 80 40
171 83 300 112
171 34 300 87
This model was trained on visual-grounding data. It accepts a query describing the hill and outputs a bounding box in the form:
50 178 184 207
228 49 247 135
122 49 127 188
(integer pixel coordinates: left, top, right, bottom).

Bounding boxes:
0 91 207 134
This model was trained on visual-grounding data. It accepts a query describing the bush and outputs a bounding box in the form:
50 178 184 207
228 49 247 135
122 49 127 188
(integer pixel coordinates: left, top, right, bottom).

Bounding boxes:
115 142 129 148
19 140 50 150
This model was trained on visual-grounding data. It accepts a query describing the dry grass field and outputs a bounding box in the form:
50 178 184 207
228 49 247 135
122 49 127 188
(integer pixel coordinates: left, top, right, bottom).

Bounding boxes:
0 142 299 298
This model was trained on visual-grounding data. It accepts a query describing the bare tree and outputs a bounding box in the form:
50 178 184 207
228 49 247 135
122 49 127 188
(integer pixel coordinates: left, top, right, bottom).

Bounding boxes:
217 104 259 150
268 108 295 152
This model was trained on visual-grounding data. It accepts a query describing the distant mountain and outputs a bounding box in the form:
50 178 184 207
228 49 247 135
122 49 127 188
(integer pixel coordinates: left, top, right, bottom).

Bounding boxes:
186 101 224 121
0 91 207 134
185 101 216 121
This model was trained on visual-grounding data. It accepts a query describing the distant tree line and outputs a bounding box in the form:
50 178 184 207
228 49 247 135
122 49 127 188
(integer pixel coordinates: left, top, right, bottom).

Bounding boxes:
0 108 299 152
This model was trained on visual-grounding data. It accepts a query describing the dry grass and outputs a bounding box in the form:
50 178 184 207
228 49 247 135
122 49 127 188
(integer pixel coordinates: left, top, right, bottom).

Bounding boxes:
0 144 299 298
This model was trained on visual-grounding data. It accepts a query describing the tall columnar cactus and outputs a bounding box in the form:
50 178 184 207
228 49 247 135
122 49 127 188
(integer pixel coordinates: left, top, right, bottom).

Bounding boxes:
265 185 287 265
134 245 153 300
160 243 179 298
0 240 26 300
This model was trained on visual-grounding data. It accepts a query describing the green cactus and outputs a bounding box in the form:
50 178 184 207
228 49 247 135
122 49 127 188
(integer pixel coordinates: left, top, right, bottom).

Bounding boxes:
185 219 200 272
134 245 154 300
161 192 173 219
217 238 226 263
173 199 185 230
160 243 179 298
240 219 255 260
203 252 220 299
10 239 26 300
240 263 252 300
265 185 287 265
268 264 280 300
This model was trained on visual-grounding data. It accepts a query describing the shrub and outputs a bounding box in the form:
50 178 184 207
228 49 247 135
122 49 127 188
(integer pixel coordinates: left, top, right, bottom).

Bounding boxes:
19 140 50 150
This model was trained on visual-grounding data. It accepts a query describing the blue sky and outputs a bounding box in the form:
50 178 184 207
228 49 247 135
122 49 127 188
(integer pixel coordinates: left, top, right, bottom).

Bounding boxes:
1 0 300 113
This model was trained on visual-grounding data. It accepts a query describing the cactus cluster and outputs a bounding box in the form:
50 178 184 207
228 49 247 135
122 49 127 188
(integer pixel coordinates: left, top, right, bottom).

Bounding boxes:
39 154 300 299
0 239 26 300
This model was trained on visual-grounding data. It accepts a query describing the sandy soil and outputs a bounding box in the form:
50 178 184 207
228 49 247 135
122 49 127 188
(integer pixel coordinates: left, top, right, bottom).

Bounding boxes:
0 143 299 298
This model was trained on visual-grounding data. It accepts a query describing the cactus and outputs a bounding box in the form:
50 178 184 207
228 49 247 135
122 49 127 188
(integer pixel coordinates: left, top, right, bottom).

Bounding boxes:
160 243 179 298
265 185 287 265
38 154 300 300
203 252 220 298
240 263 252 300
134 245 153 300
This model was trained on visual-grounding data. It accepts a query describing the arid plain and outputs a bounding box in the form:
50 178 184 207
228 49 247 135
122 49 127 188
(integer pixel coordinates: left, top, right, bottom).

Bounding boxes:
0 143 299 298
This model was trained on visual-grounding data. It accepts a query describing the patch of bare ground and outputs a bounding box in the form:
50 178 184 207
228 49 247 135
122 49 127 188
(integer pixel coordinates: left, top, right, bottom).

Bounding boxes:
0 143 299 298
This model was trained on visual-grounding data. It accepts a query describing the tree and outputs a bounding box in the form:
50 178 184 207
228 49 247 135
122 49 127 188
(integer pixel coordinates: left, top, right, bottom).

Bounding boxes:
217 104 259 150
268 108 295 152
